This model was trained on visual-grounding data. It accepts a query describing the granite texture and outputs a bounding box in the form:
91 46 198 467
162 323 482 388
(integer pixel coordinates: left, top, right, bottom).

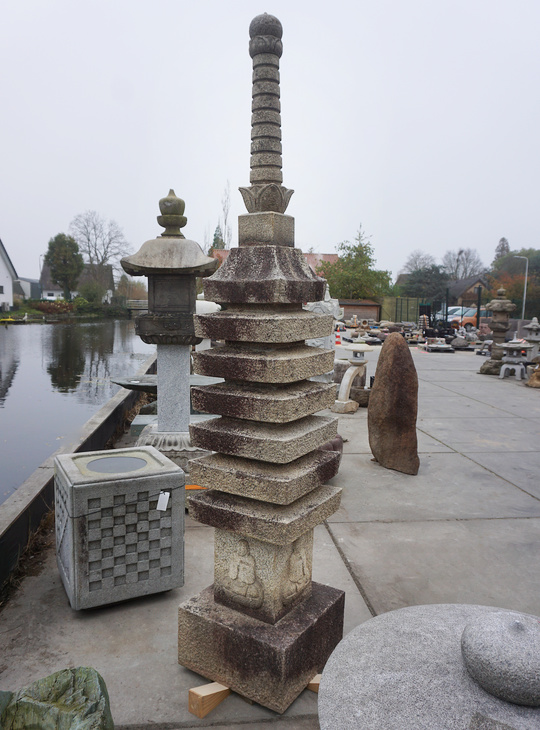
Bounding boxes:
178 582 345 713
318 604 540 730
192 343 334 383
238 212 294 246
191 380 335 422
54 446 184 610
203 246 325 305
213 530 313 623
190 414 338 463
156 343 191 432
367 332 420 475
0 667 114 730
188 449 341 505
187 484 341 544
461 612 540 706
194 308 332 343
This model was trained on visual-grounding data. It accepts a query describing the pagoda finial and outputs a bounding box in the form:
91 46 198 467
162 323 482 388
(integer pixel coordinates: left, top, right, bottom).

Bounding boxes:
239 13 294 214
157 189 187 238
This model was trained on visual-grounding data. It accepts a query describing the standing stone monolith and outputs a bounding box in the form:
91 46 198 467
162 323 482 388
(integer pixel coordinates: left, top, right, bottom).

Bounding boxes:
177 13 345 714
368 332 419 475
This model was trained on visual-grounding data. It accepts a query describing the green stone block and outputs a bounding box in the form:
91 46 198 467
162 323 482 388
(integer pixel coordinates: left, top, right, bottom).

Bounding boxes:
0 667 114 729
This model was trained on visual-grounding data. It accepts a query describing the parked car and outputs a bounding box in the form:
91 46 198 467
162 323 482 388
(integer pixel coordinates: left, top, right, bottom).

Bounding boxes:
451 307 491 331
435 306 468 322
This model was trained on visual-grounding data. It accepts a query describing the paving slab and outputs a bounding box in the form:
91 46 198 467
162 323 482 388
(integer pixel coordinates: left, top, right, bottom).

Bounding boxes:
418 415 540 452
330 409 453 455
327 452 540 523
417 394 514 419
326 518 540 616
463 451 540 500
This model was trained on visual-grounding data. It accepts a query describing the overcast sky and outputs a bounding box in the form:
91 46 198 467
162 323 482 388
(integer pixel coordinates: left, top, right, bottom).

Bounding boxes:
2 0 539 282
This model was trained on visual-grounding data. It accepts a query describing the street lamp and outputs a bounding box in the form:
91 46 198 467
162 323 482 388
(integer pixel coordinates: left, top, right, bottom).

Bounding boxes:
513 255 529 320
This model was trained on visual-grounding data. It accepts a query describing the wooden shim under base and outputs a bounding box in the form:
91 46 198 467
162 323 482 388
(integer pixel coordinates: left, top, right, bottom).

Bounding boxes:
307 674 322 693
188 682 231 718
189 673 321 718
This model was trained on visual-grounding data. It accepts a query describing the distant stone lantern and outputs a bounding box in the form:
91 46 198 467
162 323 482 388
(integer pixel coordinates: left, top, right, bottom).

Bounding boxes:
523 316 540 360
121 191 218 449
479 288 516 376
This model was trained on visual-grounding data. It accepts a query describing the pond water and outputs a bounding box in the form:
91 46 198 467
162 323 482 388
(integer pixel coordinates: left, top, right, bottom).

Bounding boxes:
0 320 155 505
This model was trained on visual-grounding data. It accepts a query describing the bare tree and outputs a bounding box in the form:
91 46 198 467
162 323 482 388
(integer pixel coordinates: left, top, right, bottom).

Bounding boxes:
220 181 232 248
69 211 130 283
402 249 436 273
441 248 484 280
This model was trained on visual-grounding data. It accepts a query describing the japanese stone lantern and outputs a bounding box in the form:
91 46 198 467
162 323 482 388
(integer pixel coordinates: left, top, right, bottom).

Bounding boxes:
523 316 540 360
121 191 217 448
479 288 516 376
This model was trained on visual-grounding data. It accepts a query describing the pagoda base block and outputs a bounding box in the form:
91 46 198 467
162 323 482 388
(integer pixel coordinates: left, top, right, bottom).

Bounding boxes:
178 582 344 714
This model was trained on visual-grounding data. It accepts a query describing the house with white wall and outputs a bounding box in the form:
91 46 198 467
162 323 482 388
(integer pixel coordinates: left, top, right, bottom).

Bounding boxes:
0 238 18 311
40 263 115 302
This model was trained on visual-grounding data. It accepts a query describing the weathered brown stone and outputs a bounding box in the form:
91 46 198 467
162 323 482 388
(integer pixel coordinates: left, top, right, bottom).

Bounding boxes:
190 414 337 463
194 308 332 343
192 344 334 383
177 582 345 713
367 332 419 475
203 246 324 304
188 450 341 505
191 380 335 422
187 484 341 544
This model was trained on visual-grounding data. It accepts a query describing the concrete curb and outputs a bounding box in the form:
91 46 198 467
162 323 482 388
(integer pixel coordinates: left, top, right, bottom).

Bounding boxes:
0 353 157 591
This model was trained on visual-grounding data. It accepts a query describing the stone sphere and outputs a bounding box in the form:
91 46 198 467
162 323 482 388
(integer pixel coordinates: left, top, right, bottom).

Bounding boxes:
461 611 540 706
249 13 283 39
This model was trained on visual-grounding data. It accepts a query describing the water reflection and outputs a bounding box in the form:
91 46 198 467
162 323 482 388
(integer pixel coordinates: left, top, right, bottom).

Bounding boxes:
0 321 154 505
47 325 86 392
0 329 19 405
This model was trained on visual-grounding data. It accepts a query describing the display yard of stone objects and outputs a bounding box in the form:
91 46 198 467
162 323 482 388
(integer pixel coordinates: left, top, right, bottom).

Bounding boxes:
2 12 540 730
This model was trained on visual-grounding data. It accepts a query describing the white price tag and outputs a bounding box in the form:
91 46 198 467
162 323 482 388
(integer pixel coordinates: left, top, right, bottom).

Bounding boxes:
157 491 170 511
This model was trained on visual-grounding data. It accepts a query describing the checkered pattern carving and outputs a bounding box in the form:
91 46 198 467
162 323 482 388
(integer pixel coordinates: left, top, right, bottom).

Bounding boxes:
55 473 71 580
84 490 173 593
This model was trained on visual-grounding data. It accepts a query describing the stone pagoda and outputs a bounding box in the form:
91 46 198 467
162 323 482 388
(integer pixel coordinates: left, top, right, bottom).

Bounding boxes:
177 13 345 714
479 288 516 375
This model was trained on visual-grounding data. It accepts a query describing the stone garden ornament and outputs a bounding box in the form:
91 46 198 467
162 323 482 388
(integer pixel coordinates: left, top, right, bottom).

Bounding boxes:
177 14 345 714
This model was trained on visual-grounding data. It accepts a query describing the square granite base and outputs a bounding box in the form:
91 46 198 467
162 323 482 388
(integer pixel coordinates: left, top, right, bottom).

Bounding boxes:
178 581 344 713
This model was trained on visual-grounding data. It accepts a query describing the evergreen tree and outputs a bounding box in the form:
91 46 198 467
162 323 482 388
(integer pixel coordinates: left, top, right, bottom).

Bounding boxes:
316 228 392 299
44 234 84 301
211 224 225 250
494 237 510 261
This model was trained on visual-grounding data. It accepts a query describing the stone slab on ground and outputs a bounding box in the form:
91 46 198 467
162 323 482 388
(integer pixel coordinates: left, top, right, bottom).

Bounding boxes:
326 452 540 523
462 451 540 500
328 518 540 616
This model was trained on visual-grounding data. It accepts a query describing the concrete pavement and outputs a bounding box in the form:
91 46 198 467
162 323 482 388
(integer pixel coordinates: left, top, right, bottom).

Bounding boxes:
0 347 539 728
